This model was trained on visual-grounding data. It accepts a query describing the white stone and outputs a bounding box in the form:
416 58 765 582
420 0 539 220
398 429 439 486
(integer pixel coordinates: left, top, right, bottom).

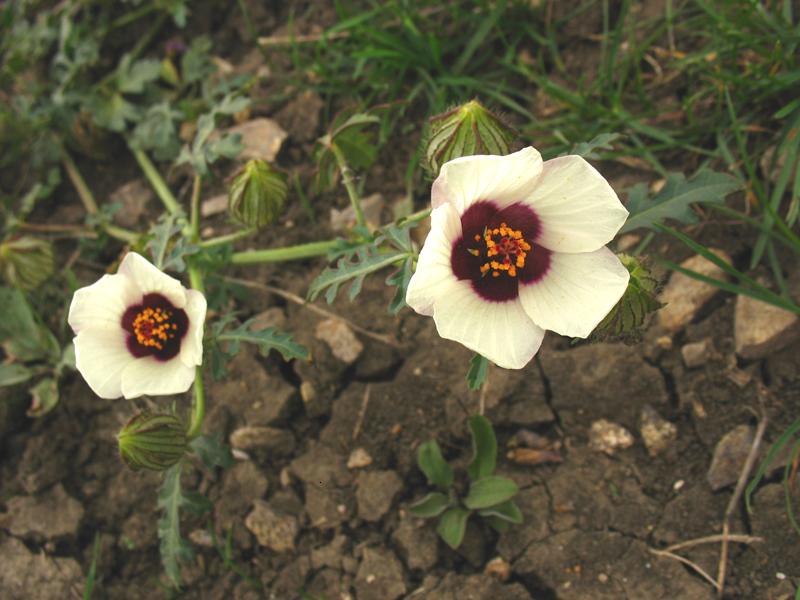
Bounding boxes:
315 319 363 364
588 419 634 454
734 294 800 360
224 118 287 161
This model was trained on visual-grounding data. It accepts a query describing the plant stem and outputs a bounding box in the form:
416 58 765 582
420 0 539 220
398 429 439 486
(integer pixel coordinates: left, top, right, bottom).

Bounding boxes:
199 228 258 248
189 174 202 241
231 240 339 265
130 145 183 217
61 150 139 243
186 174 206 439
329 142 367 228
186 365 205 439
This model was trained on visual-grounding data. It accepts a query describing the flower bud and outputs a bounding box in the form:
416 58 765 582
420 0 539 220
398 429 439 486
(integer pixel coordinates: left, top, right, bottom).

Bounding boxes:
117 412 189 471
228 159 288 229
425 100 517 176
0 236 55 290
591 254 663 342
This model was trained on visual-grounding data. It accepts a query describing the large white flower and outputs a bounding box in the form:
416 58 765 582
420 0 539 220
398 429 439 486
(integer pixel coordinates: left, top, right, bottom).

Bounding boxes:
406 147 630 369
68 252 206 399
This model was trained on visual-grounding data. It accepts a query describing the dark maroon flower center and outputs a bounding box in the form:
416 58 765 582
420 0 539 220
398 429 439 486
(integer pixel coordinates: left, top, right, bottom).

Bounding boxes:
451 201 551 302
121 293 188 361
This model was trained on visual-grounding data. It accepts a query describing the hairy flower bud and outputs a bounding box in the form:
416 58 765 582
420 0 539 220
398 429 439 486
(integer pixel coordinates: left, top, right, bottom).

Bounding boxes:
228 159 288 229
424 100 517 176
117 412 189 471
0 236 55 290
591 254 663 342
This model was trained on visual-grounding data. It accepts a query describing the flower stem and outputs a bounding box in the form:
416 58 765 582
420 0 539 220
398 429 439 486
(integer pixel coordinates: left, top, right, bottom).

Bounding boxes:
199 227 258 249
189 174 201 242
186 364 205 439
186 174 206 440
130 145 183 217
231 240 339 265
329 142 367 229
61 150 139 243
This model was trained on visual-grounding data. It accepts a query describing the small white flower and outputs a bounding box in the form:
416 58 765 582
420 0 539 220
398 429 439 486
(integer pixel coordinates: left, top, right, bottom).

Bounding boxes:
68 252 206 399
406 146 630 369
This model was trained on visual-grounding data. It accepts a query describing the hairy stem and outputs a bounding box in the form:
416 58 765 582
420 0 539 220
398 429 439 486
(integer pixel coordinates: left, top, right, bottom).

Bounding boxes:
231 240 339 264
130 146 183 217
330 142 367 229
199 228 258 249
186 175 206 439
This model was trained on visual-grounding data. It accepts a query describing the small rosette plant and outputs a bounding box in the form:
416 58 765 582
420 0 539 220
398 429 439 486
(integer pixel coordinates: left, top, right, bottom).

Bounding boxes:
406 146 631 369
68 252 207 399
409 415 522 549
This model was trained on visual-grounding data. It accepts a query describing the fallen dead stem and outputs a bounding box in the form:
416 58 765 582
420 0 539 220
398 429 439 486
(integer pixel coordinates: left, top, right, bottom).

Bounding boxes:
222 276 400 348
648 389 768 598
352 384 371 441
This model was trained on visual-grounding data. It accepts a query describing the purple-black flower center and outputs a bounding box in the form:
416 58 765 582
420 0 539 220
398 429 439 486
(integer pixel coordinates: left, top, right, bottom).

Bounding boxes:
121 293 188 361
451 201 551 302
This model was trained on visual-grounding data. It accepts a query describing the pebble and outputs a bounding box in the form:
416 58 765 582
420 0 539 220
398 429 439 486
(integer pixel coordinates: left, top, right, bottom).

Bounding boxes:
223 117 287 162
392 518 439 571
639 405 677 457
109 179 153 226
347 447 373 469
229 426 295 455
356 470 403 522
588 419 635 454
657 249 732 333
244 500 299 553
315 319 364 364
330 193 385 231
707 424 754 491
681 338 712 368
0 536 84 599
355 547 407 600
734 293 800 360
1 484 84 539
248 307 287 331
484 556 512 582
200 193 228 217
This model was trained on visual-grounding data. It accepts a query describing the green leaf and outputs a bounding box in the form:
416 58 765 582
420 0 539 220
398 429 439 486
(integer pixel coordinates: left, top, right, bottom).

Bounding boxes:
483 515 511 533
621 170 740 233
466 354 489 391
131 102 183 160
570 133 621 159
89 92 140 132
466 415 497 480
408 492 451 518
27 377 59 417
0 363 34 387
216 320 309 362
464 476 519 510
478 499 523 524
417 440 454 490
157 463 210 588
181 36 214 84
0 287 60 363
118 57 162 94
385 256 413 314
189 433 233 470
308 249 407 304
436 508 470 549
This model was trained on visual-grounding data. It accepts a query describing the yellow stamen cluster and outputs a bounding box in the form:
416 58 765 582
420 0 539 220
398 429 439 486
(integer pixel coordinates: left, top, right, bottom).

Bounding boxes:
472 223 531 278
133 307 177 350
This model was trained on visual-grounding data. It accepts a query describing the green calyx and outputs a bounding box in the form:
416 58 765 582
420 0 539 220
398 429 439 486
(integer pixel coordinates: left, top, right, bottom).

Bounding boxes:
228 159 288 229
591 254 663 342
117 412 189 472
424 99 517 176
0 236 55 290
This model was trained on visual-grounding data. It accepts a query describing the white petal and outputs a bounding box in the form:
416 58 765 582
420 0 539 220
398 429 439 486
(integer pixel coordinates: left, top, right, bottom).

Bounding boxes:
120 356 196 399
432 279 545 369
68 273 140 333
431 147 543 214
118 252 187 308
519 247 630 338
524 155 628 253
179 289 207 368
406 203 462 316
73 327 133 399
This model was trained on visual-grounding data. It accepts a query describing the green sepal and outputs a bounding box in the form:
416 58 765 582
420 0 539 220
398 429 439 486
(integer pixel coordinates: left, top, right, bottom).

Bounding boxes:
228 159 288 229
0 236 54 290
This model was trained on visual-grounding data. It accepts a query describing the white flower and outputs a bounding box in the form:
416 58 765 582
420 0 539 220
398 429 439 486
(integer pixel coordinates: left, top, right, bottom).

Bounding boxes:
68 252 207 399
406 147 630 369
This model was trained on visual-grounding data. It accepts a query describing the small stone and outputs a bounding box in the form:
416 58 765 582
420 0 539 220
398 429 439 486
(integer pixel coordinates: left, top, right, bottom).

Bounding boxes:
223 118 287 161
639 405 677 457
734 294 800 360
243 376 296 426
109 179 153 227
215 461 269 529
0 536 84 600
658 249 732 333
310 534 348 570
681 339 712 368
347 447 373 469
200 193 229 217
315 319 364 364
248 307 287 331
274 89 323 142
707 424 754 491
304 485 348 530
290 444 351 487
355 547 406 600
485 556 512 582
189 529 214 547
392 518 439 571
356 470 403 521
3 484 84 539
330 193 385 231
588 419 634 454
244 500 298 553
230 426 295 455
300 380 329 419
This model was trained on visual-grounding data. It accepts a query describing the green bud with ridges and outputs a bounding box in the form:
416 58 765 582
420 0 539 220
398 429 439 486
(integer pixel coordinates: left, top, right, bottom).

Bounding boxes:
425 100 517 176
117 412 189 471
591 254 663 342
0 236 55 290
228 159 288 229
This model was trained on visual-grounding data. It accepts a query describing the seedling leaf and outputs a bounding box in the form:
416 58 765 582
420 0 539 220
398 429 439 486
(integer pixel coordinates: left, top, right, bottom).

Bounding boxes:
417 440 454 490
466 414 497 481
464 476 519 510
408 492 451 518
436 507 470 549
